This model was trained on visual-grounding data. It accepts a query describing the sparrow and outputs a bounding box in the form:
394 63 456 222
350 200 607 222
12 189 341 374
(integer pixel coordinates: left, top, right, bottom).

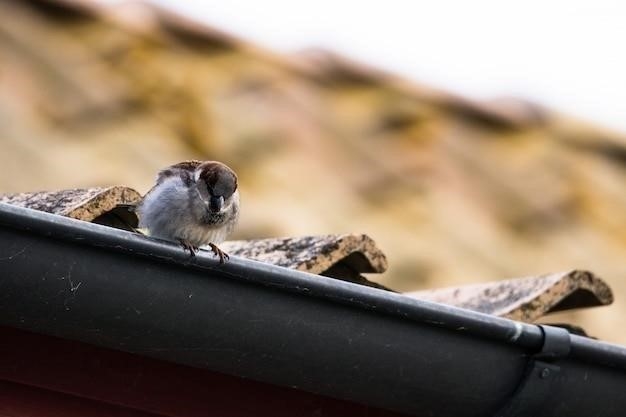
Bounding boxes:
137 160 240 263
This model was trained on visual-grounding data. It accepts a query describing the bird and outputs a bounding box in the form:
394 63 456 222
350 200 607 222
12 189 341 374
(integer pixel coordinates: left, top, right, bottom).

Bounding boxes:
137 160 240 263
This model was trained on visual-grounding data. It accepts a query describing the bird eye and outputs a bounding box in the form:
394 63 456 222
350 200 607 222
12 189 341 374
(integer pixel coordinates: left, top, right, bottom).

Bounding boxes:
212 173 236 199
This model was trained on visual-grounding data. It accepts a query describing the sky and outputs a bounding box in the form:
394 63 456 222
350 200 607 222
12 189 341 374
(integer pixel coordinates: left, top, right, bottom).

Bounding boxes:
107 0 625 132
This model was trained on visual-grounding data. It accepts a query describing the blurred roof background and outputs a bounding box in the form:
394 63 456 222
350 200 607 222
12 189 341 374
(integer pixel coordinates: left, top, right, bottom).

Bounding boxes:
1 0 626 343
136 0 626 133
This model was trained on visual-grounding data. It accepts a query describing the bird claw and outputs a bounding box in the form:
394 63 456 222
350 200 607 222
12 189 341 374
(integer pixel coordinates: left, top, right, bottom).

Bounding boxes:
208 242 230 264
178 239 198 257
178 239 228 263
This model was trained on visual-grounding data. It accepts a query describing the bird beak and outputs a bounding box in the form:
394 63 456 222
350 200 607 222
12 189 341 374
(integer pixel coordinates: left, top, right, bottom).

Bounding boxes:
209 195 224 213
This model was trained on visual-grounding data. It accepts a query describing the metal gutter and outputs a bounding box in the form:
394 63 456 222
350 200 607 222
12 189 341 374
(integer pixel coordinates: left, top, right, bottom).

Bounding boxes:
1 202 625 416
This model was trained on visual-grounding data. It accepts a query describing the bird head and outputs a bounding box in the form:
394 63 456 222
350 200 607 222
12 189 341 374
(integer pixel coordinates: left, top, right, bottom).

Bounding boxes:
194 161 238 214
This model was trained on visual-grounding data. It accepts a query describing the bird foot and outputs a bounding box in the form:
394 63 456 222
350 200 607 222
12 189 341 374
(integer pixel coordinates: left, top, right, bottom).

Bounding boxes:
208 242 230 264
178 239 198 257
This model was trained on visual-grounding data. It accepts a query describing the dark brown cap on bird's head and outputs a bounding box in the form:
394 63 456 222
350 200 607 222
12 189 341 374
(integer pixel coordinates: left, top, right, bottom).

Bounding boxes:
196 161 238 213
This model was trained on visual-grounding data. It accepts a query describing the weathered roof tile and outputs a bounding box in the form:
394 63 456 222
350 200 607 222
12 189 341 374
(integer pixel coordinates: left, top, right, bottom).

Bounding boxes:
0 186 141 222
408 270 613 322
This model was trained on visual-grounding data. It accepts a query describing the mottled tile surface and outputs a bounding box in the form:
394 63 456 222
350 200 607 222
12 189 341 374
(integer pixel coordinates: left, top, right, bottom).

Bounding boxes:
408 270 613 322
0 186 142 222
221 233 387 274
